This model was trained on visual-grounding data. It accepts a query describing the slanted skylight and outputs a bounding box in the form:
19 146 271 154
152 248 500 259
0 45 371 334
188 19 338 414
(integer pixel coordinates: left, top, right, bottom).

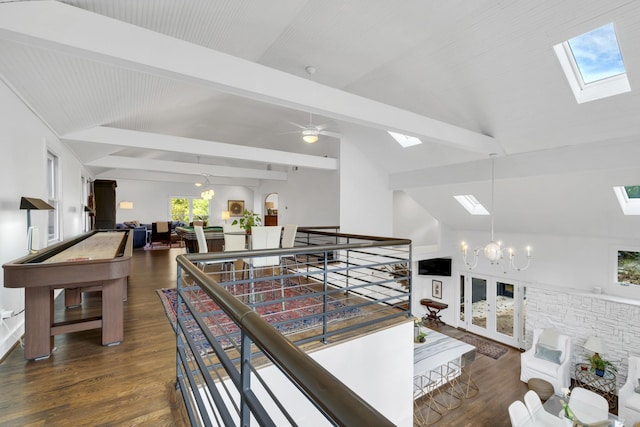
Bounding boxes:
553 23 630 103
388 131 422 148
613 186 640 215
454 195 489 215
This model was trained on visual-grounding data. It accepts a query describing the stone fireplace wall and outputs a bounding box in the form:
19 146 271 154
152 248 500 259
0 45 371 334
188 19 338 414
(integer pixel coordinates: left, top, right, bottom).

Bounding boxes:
525 285 640 391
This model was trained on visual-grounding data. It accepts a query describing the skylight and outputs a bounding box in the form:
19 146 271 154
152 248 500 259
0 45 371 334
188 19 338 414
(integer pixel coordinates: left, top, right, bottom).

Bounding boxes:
388 131 422 148
454 195 489 215
553 23 630 103
613 186 640 215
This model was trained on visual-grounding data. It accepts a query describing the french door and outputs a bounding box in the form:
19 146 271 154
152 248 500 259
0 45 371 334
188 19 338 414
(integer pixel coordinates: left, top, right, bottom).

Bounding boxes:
458 273 521 347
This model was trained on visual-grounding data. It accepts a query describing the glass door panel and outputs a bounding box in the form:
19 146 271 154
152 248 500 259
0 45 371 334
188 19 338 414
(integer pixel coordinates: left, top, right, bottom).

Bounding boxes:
459 275 465 323
496 281 514 338
470 277 488 331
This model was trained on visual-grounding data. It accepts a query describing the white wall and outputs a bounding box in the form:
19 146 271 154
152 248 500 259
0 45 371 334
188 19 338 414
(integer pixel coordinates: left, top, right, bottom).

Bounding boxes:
393 190 440 245
449 229 640 300
113 179 254 225
339 137 393 236
0 82 86 359
257 165 339 227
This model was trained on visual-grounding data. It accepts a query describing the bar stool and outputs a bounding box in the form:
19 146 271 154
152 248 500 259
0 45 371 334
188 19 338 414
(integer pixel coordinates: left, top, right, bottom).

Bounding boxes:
435 359 463 410
413 373 442 426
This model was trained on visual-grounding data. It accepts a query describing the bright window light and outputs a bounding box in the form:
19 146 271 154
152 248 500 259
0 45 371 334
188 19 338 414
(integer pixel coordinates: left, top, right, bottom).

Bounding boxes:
388 131 422 148
454 195 489 215
613 186 640 215
568 23 626 84
553 23 630 103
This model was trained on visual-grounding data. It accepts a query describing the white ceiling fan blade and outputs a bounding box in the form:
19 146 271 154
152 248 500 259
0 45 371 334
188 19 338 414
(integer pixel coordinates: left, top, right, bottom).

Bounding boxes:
319 130 341 139
315 122 332 131
289 121 306 129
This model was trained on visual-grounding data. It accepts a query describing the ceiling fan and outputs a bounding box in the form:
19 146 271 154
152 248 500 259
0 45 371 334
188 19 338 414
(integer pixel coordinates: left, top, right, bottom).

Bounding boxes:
287 65 340 143
289 112 340 143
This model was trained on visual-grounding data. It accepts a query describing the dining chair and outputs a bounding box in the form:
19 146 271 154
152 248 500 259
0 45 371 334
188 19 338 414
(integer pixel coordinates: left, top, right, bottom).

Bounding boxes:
569 387 609 425
280 224 300 285
243 226 282 304
194 225 215 270
524 390 566 426
222 223 247 282
508 400 531 427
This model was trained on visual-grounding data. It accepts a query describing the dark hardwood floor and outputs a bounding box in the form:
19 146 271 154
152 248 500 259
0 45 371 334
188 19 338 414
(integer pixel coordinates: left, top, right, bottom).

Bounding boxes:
0 247 528 426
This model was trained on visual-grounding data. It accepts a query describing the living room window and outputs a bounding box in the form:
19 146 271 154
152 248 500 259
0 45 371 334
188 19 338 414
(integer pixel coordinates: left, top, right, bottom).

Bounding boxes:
46 150 60 243
171 197 209 224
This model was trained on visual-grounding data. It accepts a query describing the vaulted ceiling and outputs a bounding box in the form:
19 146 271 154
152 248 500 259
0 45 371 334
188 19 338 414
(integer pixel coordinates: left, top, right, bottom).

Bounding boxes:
1 0 640 238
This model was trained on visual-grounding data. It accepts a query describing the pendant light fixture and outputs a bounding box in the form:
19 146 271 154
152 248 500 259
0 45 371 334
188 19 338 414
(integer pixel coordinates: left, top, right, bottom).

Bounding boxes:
461 154 531 272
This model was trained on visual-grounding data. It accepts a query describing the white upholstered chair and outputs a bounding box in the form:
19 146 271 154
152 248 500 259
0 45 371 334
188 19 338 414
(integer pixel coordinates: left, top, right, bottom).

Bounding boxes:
508 400 531 427
520 328 572 395
619 355 640 426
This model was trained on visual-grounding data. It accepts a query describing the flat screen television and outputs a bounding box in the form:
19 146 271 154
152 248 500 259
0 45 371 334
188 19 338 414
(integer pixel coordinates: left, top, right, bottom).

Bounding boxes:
418 258 452 276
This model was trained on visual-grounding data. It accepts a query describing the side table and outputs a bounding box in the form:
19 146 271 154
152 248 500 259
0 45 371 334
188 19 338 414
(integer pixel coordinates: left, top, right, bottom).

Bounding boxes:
574 363 616 410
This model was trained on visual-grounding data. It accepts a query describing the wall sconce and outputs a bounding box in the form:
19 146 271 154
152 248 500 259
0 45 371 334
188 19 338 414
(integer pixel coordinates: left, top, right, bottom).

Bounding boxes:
19 197 54 253
119 201 134 209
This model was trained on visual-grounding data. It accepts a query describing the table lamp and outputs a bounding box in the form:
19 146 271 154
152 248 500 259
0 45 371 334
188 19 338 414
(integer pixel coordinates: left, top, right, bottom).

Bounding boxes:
20 197 54 253
221 211 230 224
584 336 605 357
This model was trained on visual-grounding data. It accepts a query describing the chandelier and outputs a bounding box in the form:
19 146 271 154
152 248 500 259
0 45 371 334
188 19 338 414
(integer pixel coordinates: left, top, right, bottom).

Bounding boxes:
195 174 214 200
461 155 531 272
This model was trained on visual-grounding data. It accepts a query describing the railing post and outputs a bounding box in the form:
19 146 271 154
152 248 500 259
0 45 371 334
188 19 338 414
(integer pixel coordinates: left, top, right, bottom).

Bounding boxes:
240 330 252 426
322 250 328 344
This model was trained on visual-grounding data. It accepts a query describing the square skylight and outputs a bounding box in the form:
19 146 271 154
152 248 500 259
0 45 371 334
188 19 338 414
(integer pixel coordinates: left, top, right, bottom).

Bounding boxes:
454 195 489 215
613 186 640 215
388 131 422 148
553 23 630 103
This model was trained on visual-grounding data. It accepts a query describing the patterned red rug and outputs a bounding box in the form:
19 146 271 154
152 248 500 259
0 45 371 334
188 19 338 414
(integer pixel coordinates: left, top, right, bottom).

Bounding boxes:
459 334 508 359
157 281 361 352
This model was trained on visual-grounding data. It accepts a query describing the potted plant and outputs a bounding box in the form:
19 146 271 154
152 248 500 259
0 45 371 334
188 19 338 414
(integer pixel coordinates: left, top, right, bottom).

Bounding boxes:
588 353 617 377
231 210 262 233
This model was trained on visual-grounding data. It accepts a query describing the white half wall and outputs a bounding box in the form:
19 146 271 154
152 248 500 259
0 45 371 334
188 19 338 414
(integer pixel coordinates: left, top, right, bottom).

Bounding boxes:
201 321 414 426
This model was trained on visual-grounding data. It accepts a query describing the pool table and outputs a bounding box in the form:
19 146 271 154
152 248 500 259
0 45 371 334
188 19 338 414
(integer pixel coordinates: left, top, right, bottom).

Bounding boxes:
175 226 224 253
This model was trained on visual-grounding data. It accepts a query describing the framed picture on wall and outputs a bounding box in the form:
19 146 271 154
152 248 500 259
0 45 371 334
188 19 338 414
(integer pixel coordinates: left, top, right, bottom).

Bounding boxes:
228 200 245 217
432 280 442 299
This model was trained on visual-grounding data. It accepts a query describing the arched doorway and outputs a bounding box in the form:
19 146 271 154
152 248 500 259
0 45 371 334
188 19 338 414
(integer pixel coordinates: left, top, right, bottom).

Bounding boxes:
264 193 278 226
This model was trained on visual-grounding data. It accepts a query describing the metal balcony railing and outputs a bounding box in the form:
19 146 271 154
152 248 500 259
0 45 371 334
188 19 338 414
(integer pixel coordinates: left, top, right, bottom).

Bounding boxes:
174 228 411 426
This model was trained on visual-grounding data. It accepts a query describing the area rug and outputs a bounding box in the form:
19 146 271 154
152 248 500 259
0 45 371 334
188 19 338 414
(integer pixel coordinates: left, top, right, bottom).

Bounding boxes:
157 282 361 353
458 334 508 360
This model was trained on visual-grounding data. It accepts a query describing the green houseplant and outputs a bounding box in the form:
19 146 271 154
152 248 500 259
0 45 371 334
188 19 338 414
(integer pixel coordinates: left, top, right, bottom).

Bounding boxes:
231 210 262 233
588 353 617 377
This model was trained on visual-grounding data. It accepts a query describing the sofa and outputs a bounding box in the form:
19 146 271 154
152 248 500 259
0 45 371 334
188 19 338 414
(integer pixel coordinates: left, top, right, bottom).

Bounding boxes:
116 222 148 248
116 221 186 249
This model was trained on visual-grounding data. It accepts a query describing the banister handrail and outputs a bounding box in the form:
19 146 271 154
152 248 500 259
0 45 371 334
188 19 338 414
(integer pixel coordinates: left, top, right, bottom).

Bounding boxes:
185 237 412 265
176 255 396 426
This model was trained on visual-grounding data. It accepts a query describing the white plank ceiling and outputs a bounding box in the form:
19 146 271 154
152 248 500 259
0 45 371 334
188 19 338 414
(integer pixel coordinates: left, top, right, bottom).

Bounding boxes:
1 0 640 238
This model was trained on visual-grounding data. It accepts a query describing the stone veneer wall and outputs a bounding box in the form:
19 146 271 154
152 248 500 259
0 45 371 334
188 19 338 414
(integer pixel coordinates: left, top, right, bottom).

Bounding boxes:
525 285 640 392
